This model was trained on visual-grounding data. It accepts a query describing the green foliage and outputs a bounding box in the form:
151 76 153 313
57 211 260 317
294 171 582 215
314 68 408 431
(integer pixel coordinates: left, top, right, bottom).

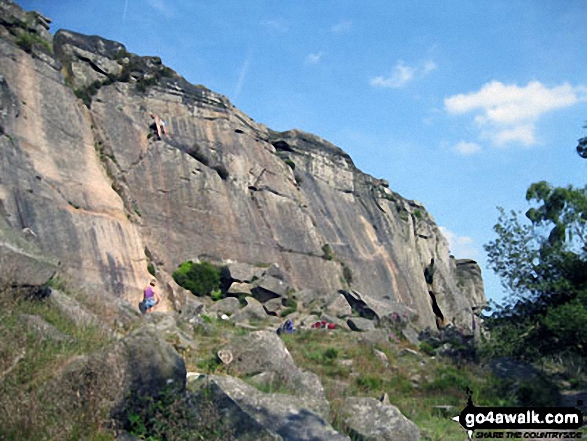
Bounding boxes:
484 182 587 359
414 209 422 219
0 281 114 440
123 386 233 440
321 244 334 261
210 288 223 302
15 30 52 55
147 262 156 277
74 80 102 108
419 341 436 356
15 32 34 53
422 365 471 393
323 347 340 360
172 261 221 297
280 296 298 317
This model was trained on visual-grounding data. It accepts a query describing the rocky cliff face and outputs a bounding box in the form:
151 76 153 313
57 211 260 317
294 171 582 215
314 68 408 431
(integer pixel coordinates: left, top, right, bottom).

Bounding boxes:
0 0 486 331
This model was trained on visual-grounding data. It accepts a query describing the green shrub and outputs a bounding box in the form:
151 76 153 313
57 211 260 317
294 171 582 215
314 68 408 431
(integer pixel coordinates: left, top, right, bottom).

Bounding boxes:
122 386 233 440
355 374 383 392
322 244 334 261
15 32 34 53
210 289 223 302
147 263 156 277
172 261 221 297
420 341 436 356
280 297 298 317
324 347 339 360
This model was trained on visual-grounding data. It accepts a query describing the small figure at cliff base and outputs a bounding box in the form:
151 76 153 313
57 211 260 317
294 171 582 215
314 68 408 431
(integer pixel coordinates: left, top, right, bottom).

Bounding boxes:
139 278 161 314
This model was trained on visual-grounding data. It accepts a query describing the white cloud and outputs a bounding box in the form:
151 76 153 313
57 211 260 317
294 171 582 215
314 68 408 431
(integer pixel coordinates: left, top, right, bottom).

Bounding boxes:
423 60 438 75
305 52 324 64
445 81 587 147
234 51 252 101
370 59 436 89
146 0 173 18
263 20 288 33
439 227 479 259
330 20 352 33
453 141 482 155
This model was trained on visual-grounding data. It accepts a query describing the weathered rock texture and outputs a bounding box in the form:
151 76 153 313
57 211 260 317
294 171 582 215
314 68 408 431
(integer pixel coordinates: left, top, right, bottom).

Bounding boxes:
0 0 485 331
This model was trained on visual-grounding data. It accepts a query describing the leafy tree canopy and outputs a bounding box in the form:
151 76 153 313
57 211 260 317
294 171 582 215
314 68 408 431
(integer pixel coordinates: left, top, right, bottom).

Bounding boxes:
484 182 587 359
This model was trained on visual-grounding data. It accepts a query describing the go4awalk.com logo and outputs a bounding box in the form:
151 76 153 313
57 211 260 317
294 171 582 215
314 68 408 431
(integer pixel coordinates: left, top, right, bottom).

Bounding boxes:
453 389 584 440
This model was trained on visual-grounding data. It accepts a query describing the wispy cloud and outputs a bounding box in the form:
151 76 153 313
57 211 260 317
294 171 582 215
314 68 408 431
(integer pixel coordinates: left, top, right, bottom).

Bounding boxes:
146 0 173 18
453 141 482 155
439 226 479 259
234 51 252 101
445 81 587 147
305 52 324 64
263 19 288 33
123 0 129 24
330 20 352 33
371 59 437 89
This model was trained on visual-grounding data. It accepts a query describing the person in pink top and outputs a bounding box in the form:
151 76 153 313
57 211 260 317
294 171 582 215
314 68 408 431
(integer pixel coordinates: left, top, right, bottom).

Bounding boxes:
142 278 161 313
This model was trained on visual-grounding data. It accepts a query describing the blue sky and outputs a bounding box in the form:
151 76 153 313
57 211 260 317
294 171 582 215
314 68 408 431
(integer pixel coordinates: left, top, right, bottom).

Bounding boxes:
19 0 587 305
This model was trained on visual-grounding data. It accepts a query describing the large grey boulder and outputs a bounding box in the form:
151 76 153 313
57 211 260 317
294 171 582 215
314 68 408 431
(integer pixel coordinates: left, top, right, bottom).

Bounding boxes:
252 275 291 302
230 297 269 323
325 294 352 318
228 282 253 296
43 327 186 422
228 330 329 416
189 375 350 441
226 262 265 283
53 30 124 90
209 296 241 316
342 397 420 441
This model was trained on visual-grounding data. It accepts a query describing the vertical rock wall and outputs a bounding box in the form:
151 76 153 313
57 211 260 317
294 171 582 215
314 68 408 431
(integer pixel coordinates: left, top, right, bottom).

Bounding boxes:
0 1 486 330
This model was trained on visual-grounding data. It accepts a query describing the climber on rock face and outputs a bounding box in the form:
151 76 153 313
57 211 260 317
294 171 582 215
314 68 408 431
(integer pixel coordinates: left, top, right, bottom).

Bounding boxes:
149 113 167 140
141 278 161 313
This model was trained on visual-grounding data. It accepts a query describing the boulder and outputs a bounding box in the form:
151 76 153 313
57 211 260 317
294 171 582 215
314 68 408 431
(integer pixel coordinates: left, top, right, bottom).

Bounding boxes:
401 325 421 346
341 290 388 321
342 396 420 441
209 296 241 316
320 313 351 331
252 275 290 302
229 330 329 416
230 297 268 323
44 327 186 424
19 313 72 343
373 349 389 367
263 297 284 316
189 375 350 441
226 262 265 283
143 313 198 356
49 289 106 330
357 330 391 346
347 317 377 332
325 294 352 318
227 282 253 296
247 371 278 391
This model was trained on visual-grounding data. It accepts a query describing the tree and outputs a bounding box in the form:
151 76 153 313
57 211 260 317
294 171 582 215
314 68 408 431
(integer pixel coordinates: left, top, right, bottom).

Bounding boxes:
483 182 587 359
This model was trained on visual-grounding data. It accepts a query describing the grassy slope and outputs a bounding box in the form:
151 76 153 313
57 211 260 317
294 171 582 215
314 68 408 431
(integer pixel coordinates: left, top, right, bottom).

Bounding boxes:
1 283 584 440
